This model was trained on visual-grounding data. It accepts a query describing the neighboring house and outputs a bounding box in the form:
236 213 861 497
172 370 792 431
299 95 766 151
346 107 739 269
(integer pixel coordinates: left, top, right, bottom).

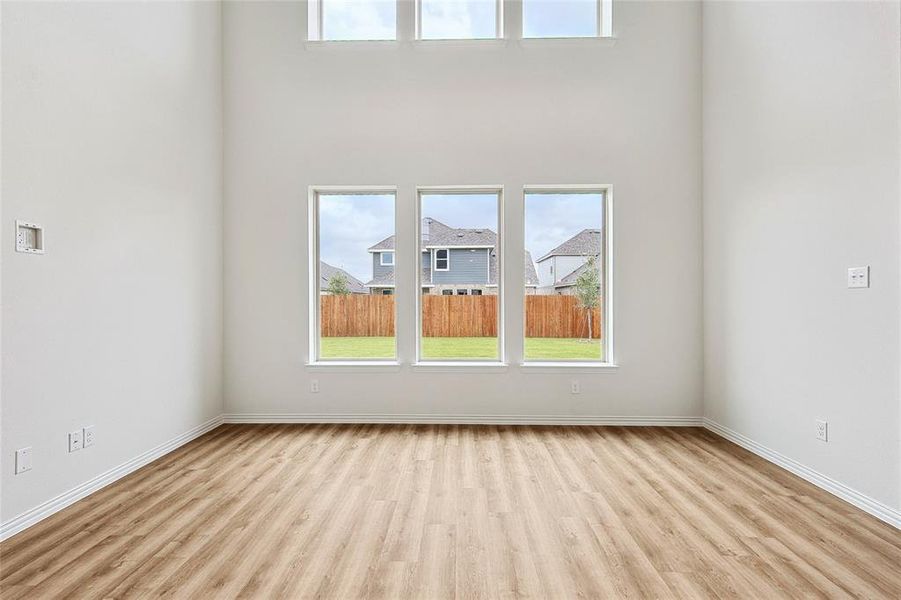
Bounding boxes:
365 217 540 295
319 260 367 294
535 229 602 295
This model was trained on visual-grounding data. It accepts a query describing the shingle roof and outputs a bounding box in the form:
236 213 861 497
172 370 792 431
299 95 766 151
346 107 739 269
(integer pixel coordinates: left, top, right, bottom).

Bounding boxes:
368 235 395 251
555 259 600 288
537 229 602 262
320 261 367 294
368 217 498 251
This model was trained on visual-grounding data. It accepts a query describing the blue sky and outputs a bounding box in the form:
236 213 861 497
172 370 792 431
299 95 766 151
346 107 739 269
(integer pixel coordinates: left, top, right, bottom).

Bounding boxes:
319 192 602 283
322 0 598 40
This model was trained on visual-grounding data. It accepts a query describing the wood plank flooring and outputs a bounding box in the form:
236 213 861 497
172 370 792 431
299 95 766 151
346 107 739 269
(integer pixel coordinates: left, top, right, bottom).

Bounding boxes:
1 424 899 599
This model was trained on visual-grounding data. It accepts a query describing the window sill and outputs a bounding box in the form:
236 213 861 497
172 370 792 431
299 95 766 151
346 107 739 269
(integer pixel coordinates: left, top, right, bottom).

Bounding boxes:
520 362 618 373
412 361 508 372
306 361 402 372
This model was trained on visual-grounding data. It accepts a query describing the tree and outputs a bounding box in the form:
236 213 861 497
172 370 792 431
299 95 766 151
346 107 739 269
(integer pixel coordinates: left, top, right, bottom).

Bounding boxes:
326 272 351 296
573 256 601 341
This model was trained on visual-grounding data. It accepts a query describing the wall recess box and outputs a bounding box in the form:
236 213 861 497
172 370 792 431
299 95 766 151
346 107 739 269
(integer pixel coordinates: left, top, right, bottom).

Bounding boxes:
15 220 44 254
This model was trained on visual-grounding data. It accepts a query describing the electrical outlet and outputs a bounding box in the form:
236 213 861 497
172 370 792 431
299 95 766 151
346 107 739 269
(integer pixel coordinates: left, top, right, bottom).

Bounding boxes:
15 447 33 474
83 426 96 448
571 381 581 395
68 430 83 452
815 420 828 442
847 266 869 289
311 379 320 393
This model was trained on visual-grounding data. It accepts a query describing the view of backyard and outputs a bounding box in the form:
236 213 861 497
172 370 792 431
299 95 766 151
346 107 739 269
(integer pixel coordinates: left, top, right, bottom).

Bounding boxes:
320 337 603 360
317 191 604 362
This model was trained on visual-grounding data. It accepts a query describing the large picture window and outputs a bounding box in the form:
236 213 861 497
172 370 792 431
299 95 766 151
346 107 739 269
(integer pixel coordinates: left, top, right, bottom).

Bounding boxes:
524 187 610 362
416 188 502 362
310 188 396 362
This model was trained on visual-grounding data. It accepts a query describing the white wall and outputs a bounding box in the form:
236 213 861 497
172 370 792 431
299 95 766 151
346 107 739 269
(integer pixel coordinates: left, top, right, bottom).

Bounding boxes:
703 1 901 510
1 1 223 523
223 1 703 419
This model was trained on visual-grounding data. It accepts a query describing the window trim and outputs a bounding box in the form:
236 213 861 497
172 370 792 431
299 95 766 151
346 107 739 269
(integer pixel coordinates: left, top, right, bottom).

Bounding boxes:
308 185 399 365
521 184 615 366
415 0 504 41
415 185 505 364
433 248 450 271
380 251 395 266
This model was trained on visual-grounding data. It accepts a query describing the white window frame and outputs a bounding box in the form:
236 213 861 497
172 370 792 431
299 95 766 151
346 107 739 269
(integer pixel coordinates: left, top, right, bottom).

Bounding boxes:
308 185 399 366
521 184 615 368
308 0 398 42
522 0 613 39
433 248 450 271
415 0 504 40
415 185 505 366
380 251 395 266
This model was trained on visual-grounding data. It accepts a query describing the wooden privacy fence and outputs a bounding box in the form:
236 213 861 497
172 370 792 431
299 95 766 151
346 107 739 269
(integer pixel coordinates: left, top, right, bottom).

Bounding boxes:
321 295 601 339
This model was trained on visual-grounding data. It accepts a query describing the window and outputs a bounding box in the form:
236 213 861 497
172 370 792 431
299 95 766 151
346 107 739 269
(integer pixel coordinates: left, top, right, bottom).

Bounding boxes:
310 187 396 362
380 251 395 266
417 188 502 362
308 0 397 41
417 0 502 40
471 289 482 295
522 0 612 38
524 187 611 363
434 248 450 271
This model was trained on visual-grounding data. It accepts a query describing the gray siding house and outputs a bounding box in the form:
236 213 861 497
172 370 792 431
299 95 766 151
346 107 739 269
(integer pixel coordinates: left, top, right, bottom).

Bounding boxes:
365 218 539 295
534 229 602 295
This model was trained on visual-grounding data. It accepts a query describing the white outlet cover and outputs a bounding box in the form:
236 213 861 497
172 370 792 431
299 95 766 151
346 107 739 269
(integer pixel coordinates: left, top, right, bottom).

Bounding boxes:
816 420 828 442
847 266 869 289
15 447 33 474
571 381 581 394
311 379 320 393
83 425 96 448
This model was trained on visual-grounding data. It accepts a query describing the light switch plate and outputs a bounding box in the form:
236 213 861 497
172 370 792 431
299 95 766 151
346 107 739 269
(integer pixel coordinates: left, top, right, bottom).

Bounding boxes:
15 220 44 254
68 430 83 452
847 266 869 289
15 447 33 474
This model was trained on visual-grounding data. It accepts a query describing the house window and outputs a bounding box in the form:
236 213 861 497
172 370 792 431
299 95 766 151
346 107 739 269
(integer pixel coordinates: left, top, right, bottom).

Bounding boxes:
380 251 395 266
524 187 611 363
310 187 396 362
471 289 482 295
434 248 450 271
308 0 397 41
417 0 502 40
417 188 503 362
522 0 612 38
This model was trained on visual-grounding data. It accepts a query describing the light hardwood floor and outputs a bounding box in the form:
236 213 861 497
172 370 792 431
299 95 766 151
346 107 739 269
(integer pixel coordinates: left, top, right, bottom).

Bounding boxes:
1 424 899 599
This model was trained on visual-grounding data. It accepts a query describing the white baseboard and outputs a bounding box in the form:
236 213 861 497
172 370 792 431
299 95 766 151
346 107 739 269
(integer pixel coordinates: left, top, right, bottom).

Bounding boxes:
0 415 224 542
7 414 895 542
222 413 703 426
703 418 900 530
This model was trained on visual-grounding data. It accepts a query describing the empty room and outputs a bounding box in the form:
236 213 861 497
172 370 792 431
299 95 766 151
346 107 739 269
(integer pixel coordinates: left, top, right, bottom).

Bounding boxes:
1 0 899 597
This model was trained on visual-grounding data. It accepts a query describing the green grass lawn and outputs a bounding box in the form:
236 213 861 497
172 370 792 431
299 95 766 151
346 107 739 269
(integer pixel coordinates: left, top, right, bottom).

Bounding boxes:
320 337 602 361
